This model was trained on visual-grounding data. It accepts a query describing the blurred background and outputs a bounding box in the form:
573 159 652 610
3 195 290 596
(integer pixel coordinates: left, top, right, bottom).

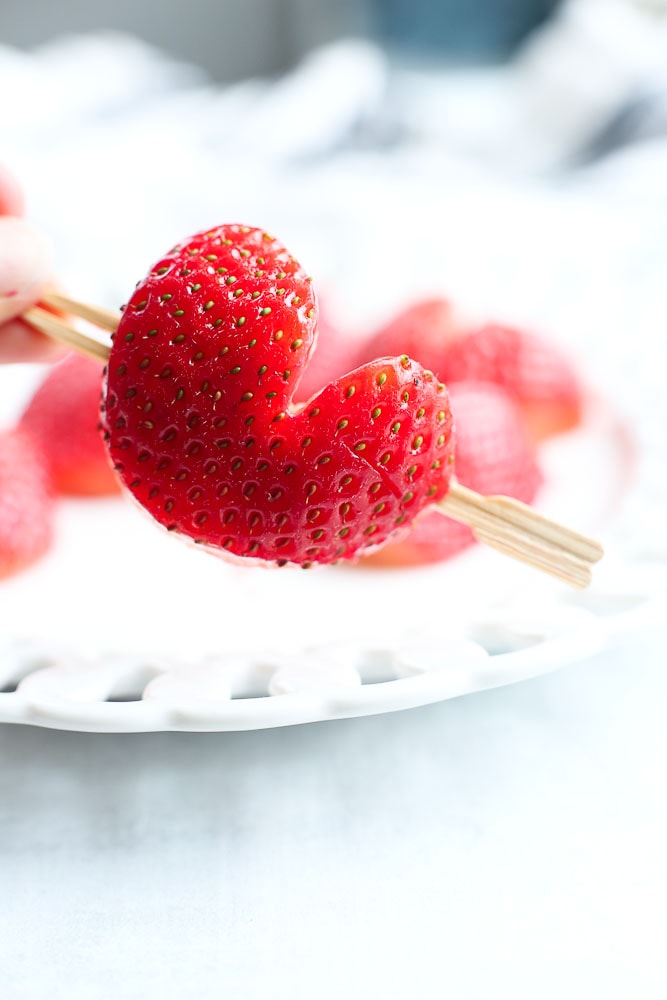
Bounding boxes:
0 0 666 602
1 0 561 79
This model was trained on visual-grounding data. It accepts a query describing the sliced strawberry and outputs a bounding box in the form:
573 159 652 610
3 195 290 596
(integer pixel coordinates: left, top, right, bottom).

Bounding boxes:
354 297 466 374
20 352 119 496
0 164 25 217
363 381 542 568
102 225 455 567
441 323 582 442
0 428 53 579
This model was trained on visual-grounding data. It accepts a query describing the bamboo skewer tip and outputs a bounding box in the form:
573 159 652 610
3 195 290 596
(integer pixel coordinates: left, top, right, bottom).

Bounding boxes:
439 483 603 590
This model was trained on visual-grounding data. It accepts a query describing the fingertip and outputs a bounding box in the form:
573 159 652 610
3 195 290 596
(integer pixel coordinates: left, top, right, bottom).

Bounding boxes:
0 318 66 363
0 217 53 325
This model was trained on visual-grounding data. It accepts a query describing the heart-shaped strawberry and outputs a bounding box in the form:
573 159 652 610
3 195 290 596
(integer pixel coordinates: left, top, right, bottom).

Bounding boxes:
102 225 454 566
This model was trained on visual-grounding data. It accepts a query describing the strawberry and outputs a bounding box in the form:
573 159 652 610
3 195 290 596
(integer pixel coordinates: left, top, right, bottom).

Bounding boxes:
102 225 455 567
20 352 119 496
0 428 53 579
0 164 25 217
441 323 582 442
363 381 542 568
354 297 466 374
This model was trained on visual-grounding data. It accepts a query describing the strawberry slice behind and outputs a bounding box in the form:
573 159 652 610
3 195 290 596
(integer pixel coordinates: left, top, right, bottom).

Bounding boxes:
102 225 455 566
354 297 466 374
0 428 53 580
441 323 583 442
362 381 542 568
20 352 119 496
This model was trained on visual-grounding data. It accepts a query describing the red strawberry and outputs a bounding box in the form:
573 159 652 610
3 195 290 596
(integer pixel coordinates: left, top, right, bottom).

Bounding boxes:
441 324 582 442
20 353 119 496
0 164 25 217
102 225 455 567
0 428 53 579
354 297 466 374
363 381 542 568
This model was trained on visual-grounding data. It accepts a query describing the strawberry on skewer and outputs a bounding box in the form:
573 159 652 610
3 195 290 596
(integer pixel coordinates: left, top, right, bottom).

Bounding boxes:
100 225 455 567
22 226 603 586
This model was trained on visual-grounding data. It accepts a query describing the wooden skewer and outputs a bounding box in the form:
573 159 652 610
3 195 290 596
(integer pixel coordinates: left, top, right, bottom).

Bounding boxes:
474 529 592 589
41 291 121 332
439 483 602 587
21 293 604 588
441 483 603 564
438 489 593 588
23 305 111 362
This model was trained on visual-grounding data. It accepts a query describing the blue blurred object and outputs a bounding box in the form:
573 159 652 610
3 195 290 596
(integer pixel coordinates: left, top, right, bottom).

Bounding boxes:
371 0 561 59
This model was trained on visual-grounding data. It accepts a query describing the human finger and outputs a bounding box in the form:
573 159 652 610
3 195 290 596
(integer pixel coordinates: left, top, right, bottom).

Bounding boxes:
0 217 57 362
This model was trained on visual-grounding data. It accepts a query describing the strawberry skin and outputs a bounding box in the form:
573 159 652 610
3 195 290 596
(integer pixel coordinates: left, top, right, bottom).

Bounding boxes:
20 353 119 496
363 381 542 568
0 428 53 579
441 323 582 442
102 225 455 566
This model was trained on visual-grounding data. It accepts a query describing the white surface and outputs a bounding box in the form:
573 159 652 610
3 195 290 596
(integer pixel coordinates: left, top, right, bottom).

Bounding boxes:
2 626 667 999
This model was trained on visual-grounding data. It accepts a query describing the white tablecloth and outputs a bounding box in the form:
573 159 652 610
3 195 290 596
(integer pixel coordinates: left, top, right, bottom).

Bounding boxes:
2 625 666 998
